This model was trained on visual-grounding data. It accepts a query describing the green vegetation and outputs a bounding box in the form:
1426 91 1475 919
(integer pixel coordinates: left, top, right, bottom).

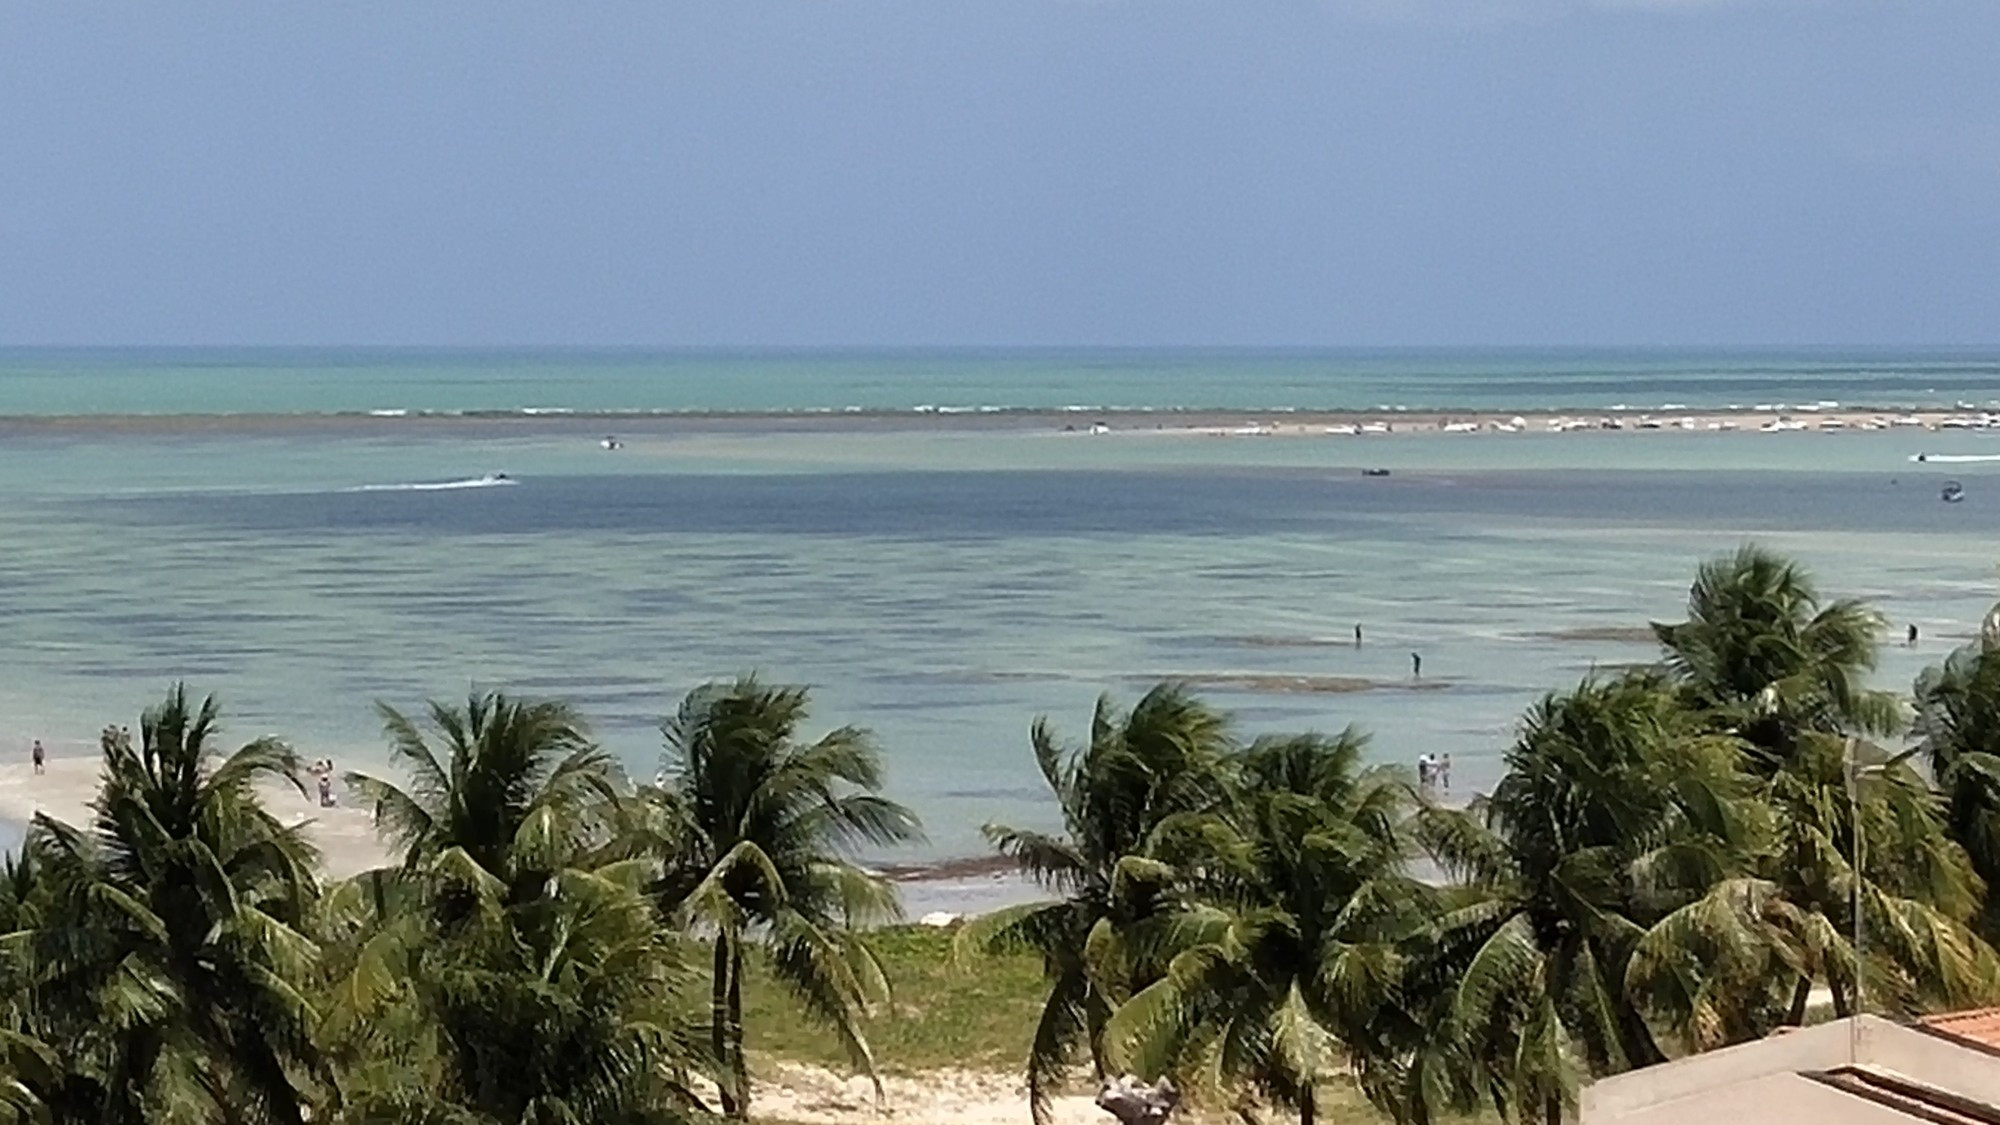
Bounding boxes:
1 545 1999 1125
739 925 1048 1073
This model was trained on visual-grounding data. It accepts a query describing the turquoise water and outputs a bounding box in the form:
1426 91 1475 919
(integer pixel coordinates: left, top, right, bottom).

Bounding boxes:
4 350 2000 868
4 347 2000 415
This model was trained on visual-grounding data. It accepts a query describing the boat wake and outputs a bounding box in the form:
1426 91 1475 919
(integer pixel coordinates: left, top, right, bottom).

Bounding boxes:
345 474 517 492
1909 453 2000 464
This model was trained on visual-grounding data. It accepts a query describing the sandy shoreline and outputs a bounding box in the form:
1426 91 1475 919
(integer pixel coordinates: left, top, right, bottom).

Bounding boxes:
0 403 1995 440
0 757 1047 913
0 756 393 880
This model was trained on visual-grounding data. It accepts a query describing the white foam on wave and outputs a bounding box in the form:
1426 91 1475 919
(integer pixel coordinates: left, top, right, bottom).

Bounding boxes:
345 474 519 492
1908 454 2000 464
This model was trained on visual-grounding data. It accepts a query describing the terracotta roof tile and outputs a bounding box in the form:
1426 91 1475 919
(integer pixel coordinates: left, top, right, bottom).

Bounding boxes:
1919 1008 2000 1050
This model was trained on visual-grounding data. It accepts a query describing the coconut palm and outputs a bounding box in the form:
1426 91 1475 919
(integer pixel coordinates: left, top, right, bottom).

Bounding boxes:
641 677 920 1119
13 684 325 1125
323 855 701 1125
1912 626 2000 938
957 683 1235 1125
1629 734 1996 1044
330 691 700 1124
1652 545 1899 763
1101 730 1421 1125
1399 674 1756 1125
345 692 620 898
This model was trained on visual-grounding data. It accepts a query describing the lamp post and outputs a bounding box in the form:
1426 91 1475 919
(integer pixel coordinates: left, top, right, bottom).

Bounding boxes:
1846 735 1867 1064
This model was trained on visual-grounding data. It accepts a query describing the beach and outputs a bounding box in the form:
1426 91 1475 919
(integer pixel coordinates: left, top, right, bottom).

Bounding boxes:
0 755 391 880
0 752 1051 917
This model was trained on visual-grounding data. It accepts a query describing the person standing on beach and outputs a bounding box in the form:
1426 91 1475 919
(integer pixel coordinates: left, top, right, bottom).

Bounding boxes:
1354 623 1363 647
1416 753 1434 793
1909 623 1920 647
1441 753 1452 792
1411 651 1422 679
30 740 44 775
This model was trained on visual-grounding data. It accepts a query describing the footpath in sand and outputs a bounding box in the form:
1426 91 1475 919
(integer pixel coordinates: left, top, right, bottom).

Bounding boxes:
741 1063 1112 1125
0 755 392 879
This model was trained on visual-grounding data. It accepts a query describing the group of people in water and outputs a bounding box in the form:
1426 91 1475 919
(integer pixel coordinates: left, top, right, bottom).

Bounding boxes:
1353 623 1424 679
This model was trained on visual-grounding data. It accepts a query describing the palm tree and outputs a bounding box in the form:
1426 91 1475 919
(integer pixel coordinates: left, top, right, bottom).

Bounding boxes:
1400 673 1756 1125
1628 552 1995 1044
1101 730 1421 1125
345 692 619 900
15 684 325 1125
642 676 921 1120
332 691 699 1124
956 683 1235 1125
1652 545 1899 764
1912 625 2000 938
324 855 701 1125
1629 734 1997 1042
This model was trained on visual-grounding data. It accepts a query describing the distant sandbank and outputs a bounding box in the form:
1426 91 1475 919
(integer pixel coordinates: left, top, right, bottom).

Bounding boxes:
0 403 1995 440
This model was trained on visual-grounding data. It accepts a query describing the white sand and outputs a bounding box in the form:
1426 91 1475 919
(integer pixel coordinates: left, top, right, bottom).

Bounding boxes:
748 1062 1110 1125
1142 406 1965 438
0 756 392 880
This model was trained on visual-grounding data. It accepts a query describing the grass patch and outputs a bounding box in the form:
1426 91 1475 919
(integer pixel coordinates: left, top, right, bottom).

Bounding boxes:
740 924 1050 1075
736 925 1485 1124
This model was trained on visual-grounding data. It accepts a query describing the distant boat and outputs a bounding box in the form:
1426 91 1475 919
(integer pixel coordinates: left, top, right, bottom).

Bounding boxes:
1943 481 1966 503
1362 468 1391 478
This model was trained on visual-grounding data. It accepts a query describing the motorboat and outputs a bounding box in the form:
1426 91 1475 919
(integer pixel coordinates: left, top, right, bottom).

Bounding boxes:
1943 481 1966 503
1361 468 1391 478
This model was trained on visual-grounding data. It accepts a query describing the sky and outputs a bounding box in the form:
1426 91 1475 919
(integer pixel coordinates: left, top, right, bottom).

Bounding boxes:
1 1 1996 347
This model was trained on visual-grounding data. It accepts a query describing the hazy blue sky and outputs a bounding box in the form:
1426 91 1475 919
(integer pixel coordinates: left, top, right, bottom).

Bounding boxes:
2 2 1995 346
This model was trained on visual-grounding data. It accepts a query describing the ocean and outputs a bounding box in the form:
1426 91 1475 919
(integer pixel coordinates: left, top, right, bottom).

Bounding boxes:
3 347 2000 869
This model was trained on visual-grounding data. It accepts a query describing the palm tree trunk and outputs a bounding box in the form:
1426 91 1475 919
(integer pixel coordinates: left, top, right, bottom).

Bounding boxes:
1299 1083 1315 1125
712 936 741 1119
729 943 749 1118
1787 974 1814 1025
1544 1093 1564 1125
1086 991 1109 1081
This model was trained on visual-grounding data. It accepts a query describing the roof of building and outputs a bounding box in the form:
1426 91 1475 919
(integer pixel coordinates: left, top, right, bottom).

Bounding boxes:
1582 1016 2000 1124
1922 1009 2000 1053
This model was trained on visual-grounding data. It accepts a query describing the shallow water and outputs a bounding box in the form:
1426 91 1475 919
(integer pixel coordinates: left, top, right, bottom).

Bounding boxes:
5 401 2000 865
